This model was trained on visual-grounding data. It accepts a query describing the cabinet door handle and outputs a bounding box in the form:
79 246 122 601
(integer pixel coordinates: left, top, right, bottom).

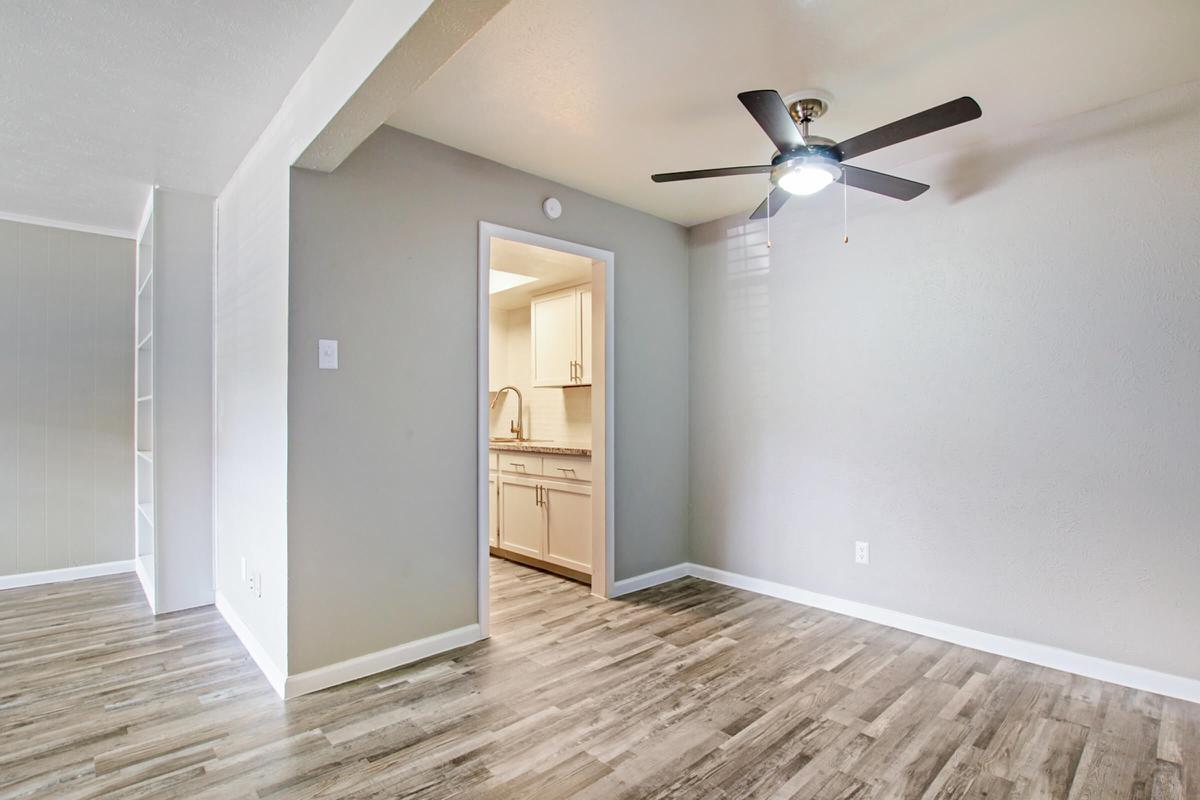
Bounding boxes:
509 462 525 471
557 467 575 476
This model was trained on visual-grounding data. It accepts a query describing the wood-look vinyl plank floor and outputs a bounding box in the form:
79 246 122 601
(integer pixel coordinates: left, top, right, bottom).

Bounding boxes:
0 557 1196 799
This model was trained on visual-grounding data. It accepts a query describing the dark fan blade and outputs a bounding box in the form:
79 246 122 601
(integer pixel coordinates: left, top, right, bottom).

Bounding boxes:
749 186 790 219
838 165 929 200
833 97 981 162
651 164 773 183
738 90 805 153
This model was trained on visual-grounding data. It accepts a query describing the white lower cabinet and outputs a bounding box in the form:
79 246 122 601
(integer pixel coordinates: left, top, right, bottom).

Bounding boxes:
490 450 592 577
543 480 592 574
500 477 543 559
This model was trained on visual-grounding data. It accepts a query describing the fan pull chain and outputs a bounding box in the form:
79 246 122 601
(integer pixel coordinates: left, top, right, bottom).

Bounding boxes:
766 190 772 249
842 176 849 244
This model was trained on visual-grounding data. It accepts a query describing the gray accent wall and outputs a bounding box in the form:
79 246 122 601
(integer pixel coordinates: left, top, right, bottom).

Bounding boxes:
0 220 133 576
287 127 689 672
688 81 1200 680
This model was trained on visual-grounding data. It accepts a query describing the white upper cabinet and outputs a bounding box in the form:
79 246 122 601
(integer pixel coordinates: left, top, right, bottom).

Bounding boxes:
531 283 591 387
578 285 592 385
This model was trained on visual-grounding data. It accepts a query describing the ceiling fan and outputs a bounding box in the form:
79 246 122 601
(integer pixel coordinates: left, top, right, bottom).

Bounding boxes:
651 91 981 219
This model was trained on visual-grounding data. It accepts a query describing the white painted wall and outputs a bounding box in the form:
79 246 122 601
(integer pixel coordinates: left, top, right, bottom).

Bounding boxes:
688 81 1200 681
151 188 215 613
286 127 689 673
213 0 435 676
0 220 133 579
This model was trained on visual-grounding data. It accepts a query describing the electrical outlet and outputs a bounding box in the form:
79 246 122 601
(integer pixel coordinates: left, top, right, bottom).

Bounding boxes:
248 572 256 594
855 541 870 565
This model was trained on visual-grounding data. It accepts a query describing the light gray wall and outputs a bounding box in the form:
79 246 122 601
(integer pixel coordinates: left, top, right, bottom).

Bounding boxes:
0 219 133 576
152 189 215 612
688 81 1200 680
287 126 689 672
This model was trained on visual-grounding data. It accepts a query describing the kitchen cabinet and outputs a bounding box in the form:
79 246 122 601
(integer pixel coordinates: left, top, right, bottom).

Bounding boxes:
499 477 543 559
543 480 592 574
489 449 592 579
578 285 592 385
531 283 591 387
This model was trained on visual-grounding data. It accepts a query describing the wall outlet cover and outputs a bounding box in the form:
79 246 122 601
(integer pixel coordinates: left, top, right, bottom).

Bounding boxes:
855 541 870 565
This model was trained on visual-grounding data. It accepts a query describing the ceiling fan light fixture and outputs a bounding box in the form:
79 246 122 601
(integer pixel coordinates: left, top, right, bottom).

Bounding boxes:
775 157 842 196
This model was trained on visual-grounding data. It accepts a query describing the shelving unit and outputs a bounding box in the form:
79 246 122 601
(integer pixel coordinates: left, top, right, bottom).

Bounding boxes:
135 209 156 609
131 187 215 616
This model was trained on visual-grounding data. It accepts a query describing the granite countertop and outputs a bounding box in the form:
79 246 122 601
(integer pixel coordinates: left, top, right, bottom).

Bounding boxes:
489 440 592 457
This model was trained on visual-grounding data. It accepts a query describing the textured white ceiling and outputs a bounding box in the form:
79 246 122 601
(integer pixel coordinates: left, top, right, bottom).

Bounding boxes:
387 0 1200 227
0 0 353 234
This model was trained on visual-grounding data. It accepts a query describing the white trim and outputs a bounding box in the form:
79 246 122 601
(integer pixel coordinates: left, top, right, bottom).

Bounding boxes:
134 555 155 611
611 562 690 597
0 209 136 240
609 560 1200 703
0 560 133 591
136 189 154 242
283 624 483 699
682 563 1200 704
215 591 288 699
476 225 491 636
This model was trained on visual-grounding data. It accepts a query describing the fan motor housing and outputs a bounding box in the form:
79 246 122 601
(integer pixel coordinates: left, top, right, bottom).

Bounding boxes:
771 140 837 165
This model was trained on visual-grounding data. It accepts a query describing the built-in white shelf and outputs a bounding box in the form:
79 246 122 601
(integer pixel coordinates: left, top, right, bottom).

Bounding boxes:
132 190 213 616
135 203 157 613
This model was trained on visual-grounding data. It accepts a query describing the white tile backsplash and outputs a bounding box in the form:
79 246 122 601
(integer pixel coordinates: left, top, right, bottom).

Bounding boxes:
489 306 591 444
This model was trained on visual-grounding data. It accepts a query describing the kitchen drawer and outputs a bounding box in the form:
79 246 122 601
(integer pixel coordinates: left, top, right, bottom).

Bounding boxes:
500 453 543 476
488 451 499 471
542 455 591 482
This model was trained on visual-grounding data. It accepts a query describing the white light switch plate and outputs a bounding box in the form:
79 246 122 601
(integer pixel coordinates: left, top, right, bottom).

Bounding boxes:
318 339 338 369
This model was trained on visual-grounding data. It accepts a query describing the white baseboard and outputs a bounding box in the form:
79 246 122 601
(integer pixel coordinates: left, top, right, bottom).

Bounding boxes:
0 559 133 591
134 556 155 610
611 561 1200 704
284 624 484 699
214 591 288 699
611 562 691 597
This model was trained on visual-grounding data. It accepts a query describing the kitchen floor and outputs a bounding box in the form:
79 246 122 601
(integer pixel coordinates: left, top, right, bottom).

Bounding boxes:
1 559 1196 798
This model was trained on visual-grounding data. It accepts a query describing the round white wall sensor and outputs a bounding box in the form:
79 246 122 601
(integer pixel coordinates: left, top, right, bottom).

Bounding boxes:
542 197 562 219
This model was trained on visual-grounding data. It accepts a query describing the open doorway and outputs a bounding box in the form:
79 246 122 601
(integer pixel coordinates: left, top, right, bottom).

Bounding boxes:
476 223 614 635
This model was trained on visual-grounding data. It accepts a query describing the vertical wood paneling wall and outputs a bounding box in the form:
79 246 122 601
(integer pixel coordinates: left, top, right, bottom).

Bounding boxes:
0 219 134 577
